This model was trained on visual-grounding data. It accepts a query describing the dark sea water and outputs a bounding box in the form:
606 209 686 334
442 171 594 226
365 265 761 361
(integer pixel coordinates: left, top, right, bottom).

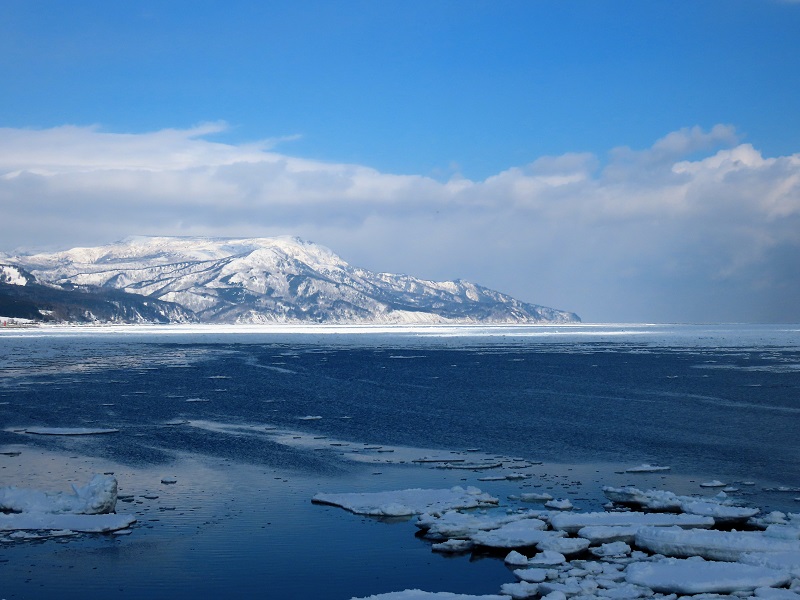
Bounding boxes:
1 324 799 598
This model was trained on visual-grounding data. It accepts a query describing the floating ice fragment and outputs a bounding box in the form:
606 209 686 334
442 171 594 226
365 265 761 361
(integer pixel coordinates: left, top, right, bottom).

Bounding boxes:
634 526 800 561
699 480 726 488
311 486 498 517
431 539 474 553
471 518 553 548
436 462 503 471
680 500 759 522
545 499 573 510
527 550 567 566
0 512 136 533
754 588 800 600
590 541 632 558
551 512 714 534
520 492 554 503
23 427 119 436
740 550 800 577
417 509 545 540
500 581 540 599
540 592 566 600
299 415 322 420
577 526 640 545
625 464 671 473
536 536 590 556
603 486 683 510
625 557 791 594
0 474 118 514
505 550 532 566
351 590 508 600
351 590 506 599
478 473 529 482
160 477 177 485
513 567 549 583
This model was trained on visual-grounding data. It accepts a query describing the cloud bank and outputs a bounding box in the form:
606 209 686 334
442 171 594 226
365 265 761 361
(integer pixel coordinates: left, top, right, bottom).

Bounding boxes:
1 123 798 322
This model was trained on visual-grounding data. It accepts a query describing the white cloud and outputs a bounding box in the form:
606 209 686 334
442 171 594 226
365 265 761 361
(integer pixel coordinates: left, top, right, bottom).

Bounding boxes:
1 123 798 322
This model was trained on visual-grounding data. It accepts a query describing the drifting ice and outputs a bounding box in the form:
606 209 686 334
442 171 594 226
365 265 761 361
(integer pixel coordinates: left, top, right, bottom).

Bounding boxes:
0 475 135 541
0 474 119 514
317 482 800 599
311 486 498 516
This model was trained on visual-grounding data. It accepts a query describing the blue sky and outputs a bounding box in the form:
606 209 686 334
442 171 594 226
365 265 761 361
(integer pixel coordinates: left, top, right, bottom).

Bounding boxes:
1 1 799 322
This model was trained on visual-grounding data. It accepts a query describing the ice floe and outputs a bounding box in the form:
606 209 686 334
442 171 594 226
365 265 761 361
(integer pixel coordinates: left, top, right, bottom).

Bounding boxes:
0 512 136 534
0 475 135 542
625 464 672 473
351 591 506 599
1 474 119 514
603 486 758 522
551 511 715 533
626 557 791 594
21 427 120 436
635 526 800 561
311 486 498 517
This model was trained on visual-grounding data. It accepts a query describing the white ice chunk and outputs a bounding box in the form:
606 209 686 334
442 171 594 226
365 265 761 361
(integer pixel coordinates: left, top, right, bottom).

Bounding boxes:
753 587 800 600
625 464 671 473
505 550 532 566
550 512 714 533
740 551 800 577
577 526 640 545
603 486 683 510
418 509 546 540
699 480 726 488
545 499 574 511
595 582 652 599
500 581 540 599
520 492 554 503
311 486 498 517
591 541 632 558
536 536 590 556
23 427 119 436
625 557 791 594
634 526 800 561
765 524 800 540
351 591 506 600
0 512 136 533
513 568 549 583
0 474 118 514
431 539 474 553
471 518 554 548
528 550 567 566
680 501 759 522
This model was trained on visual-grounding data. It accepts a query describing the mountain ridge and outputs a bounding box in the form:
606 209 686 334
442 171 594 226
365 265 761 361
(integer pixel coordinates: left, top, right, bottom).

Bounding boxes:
7 236 580 325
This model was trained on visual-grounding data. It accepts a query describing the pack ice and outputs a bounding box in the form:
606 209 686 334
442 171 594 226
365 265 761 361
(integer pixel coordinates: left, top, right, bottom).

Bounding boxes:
316 484 800 599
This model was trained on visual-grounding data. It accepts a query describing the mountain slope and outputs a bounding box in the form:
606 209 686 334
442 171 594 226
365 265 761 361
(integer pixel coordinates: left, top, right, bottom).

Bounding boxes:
11 236 580 324
0 263 196 324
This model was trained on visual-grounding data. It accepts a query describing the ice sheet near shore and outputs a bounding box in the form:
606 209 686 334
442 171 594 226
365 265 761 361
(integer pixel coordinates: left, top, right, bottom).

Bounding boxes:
315 483 800 600
0 475 135 541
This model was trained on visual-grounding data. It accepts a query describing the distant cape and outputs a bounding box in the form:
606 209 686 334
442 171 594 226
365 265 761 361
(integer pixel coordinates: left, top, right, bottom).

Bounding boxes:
4 236 580 325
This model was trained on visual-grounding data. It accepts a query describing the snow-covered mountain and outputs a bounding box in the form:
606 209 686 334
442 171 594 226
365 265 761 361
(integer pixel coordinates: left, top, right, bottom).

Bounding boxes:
10 236 580 324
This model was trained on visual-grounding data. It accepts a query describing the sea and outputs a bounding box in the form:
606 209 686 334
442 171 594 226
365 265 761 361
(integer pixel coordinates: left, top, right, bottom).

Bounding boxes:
0 323 798 599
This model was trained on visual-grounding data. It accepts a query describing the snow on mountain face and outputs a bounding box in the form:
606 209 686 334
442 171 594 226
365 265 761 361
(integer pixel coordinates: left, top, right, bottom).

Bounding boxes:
13 236 581 325
0 264 32 286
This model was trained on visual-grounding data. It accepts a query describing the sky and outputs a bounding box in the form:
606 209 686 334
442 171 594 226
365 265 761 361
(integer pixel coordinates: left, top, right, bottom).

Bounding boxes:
1 1 799 323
